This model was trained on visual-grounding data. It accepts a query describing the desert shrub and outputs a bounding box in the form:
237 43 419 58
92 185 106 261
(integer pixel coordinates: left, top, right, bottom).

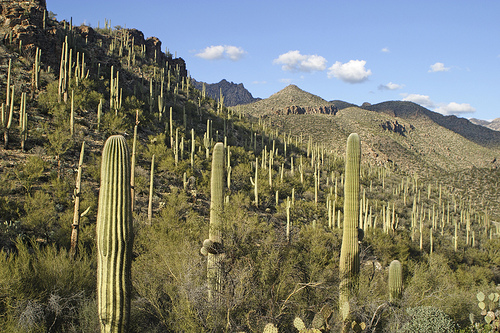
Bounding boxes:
400 306 457 333
22 190 58 239
0 240 96 332
14 155 47 194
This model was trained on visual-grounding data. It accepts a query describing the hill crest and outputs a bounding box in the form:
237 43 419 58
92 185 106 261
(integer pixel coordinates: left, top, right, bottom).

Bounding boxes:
240 85 338 117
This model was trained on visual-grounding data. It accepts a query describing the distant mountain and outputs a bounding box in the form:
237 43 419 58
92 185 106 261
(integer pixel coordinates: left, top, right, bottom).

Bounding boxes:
241 85 338 117
191 79 260 106
239 86 500 173
470 118 500 131
361 101 500 148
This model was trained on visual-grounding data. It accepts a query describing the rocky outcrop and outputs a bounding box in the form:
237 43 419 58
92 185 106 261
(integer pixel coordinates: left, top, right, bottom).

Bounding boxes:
273 105 337 116
0 0 187 78
380 120 413 136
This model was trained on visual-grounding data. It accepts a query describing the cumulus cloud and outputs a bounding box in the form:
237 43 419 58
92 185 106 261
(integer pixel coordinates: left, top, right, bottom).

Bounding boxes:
402 94 435 108
381 47 390 53
435 102 476 115
273 50 327 72
224 45 246 61
378 82 404 90
429 62 450 72
196 45 246 61
401 94 476 115
327 60 372 83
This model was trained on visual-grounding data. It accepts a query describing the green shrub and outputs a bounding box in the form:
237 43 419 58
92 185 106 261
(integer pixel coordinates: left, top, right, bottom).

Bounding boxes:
22 190 58 239
400 306 457 333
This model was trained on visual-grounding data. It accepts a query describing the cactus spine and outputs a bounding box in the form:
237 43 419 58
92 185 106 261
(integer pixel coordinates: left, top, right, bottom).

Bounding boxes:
339 133 361 322
96 135 133 333
388 259 403 302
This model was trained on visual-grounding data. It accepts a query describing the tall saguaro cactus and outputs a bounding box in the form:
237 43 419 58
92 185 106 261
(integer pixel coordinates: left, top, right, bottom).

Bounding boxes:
200 142 225 302
339 133 361 322
97 135 133 333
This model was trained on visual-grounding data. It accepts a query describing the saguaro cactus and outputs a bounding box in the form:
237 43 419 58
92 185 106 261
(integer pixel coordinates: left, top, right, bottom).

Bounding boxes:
388 259 403 302
70 141 85 258
96 135 133 333
200 142 225 301
339 133 361 322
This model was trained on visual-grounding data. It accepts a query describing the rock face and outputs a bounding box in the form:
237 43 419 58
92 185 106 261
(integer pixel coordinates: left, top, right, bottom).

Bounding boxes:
273 105 337 116
192 79 260 106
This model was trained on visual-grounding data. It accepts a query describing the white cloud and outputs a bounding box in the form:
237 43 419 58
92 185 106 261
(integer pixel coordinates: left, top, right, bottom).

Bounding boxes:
435 102 476 115
279 78 293 84
224 45 246 61
429 62 450 72
273 50 327 72
327 60 372 83
378 82 404 90
252 80 267 84
196 45 246 61
401 93 476 115
402 94 435 108
381 47 390 53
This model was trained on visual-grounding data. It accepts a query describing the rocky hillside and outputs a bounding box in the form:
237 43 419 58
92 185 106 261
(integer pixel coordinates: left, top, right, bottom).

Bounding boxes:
362 101 500 148
0 0 187 79
191 79 260 106
238 86 500 174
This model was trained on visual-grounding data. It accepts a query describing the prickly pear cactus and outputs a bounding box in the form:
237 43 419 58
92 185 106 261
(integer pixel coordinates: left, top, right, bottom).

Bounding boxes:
339 133 361 321
293 316 323 333
263 323 278 333
96 135 133 333
476 291 500 329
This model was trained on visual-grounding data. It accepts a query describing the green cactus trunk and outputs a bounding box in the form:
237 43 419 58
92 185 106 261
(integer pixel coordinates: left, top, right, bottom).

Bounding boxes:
207 142 225 301
339 133 361 322
388 259 403 302
97 135 133 333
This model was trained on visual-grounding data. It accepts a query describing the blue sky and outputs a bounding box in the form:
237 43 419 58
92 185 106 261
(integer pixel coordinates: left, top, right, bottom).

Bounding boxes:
47 0 500 120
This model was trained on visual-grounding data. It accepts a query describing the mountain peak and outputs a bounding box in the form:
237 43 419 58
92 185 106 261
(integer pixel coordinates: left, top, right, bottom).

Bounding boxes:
191 79 260 106
240 84 337 117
